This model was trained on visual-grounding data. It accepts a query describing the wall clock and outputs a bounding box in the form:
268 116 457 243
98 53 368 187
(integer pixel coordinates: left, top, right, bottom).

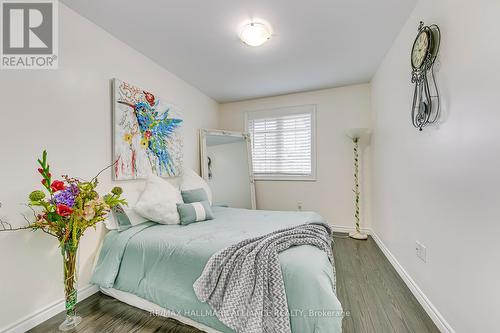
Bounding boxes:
410 21 441 131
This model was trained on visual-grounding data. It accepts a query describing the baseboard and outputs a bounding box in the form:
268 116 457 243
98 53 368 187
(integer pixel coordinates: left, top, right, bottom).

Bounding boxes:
0 284 99 333
369 231 455 333
331 224 371 235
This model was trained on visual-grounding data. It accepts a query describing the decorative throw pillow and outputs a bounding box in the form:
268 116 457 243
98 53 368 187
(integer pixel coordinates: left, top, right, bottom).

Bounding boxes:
181 188 209 204
111 205 132 232
181 168 213 205
135 174 183 225
177 201 214 225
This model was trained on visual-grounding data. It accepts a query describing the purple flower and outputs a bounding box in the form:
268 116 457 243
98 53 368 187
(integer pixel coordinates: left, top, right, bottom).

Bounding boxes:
53 187 76 207
68 184 80 196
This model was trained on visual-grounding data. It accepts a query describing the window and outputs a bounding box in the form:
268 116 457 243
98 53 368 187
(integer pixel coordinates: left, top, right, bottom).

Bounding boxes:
246 105 316 181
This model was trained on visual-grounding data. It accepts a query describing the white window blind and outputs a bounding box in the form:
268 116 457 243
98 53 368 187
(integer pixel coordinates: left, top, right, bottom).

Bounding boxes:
247 105 316 180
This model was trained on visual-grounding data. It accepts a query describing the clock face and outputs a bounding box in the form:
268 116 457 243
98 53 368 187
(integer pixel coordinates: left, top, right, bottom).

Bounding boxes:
411 30 430 69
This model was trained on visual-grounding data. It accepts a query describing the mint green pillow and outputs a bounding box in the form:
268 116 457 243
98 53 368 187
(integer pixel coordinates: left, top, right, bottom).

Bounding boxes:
176 201 214 225
181 188 209 204
111 205 132 232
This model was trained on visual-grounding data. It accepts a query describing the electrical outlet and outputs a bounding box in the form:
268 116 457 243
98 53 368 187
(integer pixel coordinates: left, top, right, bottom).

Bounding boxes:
297 202 303 211
415 241 427 262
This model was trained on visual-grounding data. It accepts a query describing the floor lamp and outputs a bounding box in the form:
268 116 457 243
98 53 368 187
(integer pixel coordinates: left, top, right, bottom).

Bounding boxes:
347 128 370 240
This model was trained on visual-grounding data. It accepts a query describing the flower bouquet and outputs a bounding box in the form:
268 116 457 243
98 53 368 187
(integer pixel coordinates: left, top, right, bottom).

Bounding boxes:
0 151 125 331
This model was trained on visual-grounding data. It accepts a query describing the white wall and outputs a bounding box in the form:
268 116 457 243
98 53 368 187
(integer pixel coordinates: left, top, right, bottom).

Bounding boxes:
0 4 218 330
219 85 371 229
370 0 500 332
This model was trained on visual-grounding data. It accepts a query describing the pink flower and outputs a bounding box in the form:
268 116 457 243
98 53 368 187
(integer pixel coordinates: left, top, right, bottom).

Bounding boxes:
83 201 96 221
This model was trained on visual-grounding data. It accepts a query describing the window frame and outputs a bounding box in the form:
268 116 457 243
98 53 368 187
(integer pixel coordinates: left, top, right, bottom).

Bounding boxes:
245 104 317 182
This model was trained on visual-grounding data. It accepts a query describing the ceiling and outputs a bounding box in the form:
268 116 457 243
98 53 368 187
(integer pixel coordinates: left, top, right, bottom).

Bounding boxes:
61 0 417 103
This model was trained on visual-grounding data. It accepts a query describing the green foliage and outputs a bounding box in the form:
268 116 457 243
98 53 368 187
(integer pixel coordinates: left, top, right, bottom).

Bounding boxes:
37 150 53 194
29 190 45 201
111 187 123 196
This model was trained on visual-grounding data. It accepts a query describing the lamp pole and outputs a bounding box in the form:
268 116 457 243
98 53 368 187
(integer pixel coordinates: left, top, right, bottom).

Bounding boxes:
349 135 368 240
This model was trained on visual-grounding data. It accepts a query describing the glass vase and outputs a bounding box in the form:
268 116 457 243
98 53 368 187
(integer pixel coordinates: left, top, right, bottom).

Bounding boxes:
58 247 82 331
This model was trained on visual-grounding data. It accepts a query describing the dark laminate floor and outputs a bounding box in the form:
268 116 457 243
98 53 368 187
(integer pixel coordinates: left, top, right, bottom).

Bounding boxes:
29 234 439 333
333 235 438 333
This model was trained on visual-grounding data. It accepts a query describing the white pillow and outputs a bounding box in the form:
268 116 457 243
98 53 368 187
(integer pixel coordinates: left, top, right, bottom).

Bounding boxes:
122 190 149 226
103 189 149 230
135 174 183 225
103 214 118 230
181 168 213 205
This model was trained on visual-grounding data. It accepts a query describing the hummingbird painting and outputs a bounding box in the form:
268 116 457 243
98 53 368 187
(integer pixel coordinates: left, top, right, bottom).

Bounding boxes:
118 91 183 176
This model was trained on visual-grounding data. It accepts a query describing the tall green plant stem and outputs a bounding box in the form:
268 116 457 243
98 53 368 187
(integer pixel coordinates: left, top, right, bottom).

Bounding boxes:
62 247 78 317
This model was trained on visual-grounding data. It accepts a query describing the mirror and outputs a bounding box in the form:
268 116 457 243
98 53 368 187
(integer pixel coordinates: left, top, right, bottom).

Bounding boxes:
200 129 256 209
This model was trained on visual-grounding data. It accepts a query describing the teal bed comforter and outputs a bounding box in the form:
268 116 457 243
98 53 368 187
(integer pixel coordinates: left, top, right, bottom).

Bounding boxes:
91 207 343 333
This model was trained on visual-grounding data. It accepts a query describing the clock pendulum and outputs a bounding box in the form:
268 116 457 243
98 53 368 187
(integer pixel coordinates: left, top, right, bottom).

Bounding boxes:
410 21 441 131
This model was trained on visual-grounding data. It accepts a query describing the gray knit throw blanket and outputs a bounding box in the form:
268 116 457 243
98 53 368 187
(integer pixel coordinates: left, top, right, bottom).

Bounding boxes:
193 222 334 333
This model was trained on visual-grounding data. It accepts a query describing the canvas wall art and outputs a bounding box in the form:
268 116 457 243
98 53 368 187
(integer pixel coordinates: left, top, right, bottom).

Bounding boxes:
113 78 183 180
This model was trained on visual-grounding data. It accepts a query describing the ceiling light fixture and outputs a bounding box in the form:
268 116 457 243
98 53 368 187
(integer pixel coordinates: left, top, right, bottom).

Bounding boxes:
239 21 272 47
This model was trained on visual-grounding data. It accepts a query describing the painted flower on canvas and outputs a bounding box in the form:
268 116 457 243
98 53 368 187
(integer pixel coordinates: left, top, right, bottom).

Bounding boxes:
113 79 183 180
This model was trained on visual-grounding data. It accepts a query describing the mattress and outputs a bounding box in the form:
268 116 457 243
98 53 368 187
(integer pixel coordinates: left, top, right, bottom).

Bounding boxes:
91 207 343 332
100 287 220 332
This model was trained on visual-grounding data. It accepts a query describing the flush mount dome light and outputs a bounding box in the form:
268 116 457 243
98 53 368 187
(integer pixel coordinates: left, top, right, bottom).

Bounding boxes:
239 21 272 46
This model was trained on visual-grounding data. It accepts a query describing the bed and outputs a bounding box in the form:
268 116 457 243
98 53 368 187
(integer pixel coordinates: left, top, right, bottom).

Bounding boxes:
91 206 343 333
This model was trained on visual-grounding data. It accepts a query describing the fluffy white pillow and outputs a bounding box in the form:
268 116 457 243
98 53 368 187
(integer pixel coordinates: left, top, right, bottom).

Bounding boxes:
103 214 118 230
135 174 183 224
181 168 213 205
123 190 149 226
